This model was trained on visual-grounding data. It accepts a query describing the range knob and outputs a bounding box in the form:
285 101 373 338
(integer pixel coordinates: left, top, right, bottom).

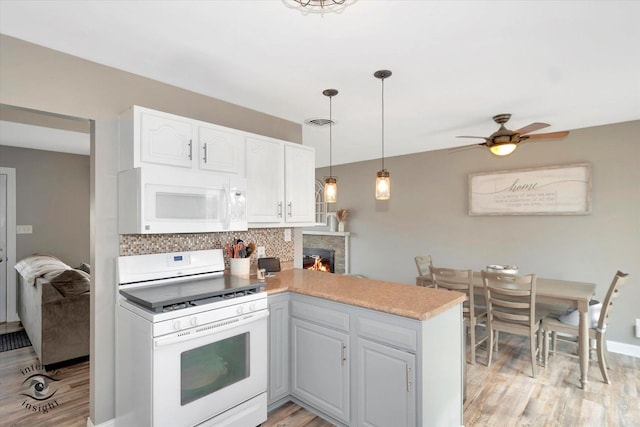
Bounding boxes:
189 317 198 327
249 303 256 312
173 320 182 331
237 305 244 315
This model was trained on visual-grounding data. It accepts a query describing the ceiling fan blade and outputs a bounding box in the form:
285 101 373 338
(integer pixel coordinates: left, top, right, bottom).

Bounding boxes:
515 122 550 135
449 142 486 153
525 130 570 140
456 136 488 140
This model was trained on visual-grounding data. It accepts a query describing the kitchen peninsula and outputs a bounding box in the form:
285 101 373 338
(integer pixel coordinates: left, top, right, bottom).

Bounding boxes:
265 269 465 427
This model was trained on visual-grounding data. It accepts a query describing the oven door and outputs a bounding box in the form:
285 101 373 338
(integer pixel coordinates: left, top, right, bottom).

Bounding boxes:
152 310 268 427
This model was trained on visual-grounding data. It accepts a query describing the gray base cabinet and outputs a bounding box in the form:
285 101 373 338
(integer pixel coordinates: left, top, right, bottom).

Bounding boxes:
268 293 463 427
292 318 350 423
356 338 416 426
268 293 290 405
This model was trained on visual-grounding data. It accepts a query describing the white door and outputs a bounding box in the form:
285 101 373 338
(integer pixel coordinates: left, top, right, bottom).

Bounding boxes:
0 167 17 323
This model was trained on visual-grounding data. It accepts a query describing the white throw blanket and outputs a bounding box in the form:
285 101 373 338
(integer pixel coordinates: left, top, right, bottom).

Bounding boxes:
14 254 71 286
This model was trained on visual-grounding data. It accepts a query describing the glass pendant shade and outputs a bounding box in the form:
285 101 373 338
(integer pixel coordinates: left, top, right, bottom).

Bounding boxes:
489 142 517 156
324 176 337 203
375 169 390 200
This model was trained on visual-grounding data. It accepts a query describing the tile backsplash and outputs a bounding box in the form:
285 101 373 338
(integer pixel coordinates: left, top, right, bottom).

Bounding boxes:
120 228 294 270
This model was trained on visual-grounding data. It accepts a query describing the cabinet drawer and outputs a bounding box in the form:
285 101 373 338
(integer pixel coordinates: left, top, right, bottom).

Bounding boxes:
357 317 417 352
291 299 349 332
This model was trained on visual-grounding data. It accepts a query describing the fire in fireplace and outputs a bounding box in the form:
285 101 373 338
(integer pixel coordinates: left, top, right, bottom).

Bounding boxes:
303 248 335 273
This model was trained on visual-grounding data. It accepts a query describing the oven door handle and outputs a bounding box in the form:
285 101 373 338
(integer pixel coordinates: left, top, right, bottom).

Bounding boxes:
154 310 269 348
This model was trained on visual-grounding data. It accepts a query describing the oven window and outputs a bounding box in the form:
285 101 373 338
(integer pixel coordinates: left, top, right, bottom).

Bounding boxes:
180 332 250 406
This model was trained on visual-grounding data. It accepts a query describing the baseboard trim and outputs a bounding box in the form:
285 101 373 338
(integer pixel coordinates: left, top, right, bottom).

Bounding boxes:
87 417 115 427
608 340 640 358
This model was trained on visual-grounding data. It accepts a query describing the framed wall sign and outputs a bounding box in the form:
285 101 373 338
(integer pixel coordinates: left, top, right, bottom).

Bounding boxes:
469 163 592 215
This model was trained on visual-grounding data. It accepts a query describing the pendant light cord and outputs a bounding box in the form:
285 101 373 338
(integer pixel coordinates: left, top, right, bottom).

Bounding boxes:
381 76 385 171
329 94 333 178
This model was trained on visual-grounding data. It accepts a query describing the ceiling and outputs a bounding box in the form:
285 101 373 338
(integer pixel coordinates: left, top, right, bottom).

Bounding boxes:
1 1 639 166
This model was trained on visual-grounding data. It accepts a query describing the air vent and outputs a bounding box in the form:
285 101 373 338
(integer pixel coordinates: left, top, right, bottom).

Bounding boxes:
305 118 335 127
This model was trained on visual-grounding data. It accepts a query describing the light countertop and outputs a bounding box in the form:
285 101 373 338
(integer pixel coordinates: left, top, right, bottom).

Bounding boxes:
263 269 465 321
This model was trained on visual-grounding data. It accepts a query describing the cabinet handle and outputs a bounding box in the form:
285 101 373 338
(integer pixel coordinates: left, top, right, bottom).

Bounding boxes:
188 139 193 160
406 365 412 392
341 344 347 366
278 202 283 218
287 202 293 217
203 142 208 164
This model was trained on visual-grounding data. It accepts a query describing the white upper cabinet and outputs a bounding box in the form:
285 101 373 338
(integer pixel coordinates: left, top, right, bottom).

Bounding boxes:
119 106 316 229
246 136 285 223
119 106 244 175
285 144 316 223
246 135 316 227
198 124 244 175
140 110 193 168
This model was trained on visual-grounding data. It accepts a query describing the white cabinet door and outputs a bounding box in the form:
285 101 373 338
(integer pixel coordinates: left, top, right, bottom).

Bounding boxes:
356 338 416 427
140 110 193 168
246 136 284 223
291 318 350 423
198 124 244 175
284 144 315 223
268 295 290 405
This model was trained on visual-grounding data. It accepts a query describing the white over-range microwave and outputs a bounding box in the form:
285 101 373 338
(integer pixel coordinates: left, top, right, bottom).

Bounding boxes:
118 167 247 234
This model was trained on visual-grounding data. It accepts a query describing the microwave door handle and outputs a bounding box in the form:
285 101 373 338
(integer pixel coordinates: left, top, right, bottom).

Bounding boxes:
222 183 231 230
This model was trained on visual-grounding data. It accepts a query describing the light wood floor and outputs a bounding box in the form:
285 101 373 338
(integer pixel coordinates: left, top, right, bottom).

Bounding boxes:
1 325 638 426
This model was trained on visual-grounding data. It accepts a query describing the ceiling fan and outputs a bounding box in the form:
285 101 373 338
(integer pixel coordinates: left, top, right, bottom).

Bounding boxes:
453 114 570 156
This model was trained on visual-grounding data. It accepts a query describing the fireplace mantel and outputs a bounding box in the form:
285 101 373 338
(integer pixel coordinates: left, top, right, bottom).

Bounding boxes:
302 231 351 274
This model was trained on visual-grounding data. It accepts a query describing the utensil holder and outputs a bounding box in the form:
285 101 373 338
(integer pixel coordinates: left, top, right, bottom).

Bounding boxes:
230 258 250 278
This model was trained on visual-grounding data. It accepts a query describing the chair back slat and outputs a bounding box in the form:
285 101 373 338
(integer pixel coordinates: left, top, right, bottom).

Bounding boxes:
490 298 531 310
493 310 530 324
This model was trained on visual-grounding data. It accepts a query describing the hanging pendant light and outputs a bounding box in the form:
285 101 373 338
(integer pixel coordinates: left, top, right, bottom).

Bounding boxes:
323 89 338 203
374 70 392 200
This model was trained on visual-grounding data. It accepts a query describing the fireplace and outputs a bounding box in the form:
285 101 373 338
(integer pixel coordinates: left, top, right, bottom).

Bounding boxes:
303 248 335 273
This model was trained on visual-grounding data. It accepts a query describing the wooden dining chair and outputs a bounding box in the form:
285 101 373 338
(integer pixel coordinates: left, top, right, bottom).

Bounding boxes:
430 266 487 364
415 255 434 287
481 270 542 378
542 270 629 384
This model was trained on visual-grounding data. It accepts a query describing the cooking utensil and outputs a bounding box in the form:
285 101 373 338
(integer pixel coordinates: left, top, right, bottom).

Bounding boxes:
246 242 256 258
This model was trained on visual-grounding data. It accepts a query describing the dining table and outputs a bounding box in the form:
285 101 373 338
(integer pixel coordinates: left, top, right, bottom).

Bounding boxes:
418 271 597 388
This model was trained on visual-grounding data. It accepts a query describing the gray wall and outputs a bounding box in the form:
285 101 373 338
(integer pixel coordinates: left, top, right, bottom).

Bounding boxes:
0 34 301 425
318 119 640 345
0 146 90 266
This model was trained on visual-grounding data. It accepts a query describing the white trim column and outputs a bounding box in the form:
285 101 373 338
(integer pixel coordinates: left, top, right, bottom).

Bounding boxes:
0 166 17 322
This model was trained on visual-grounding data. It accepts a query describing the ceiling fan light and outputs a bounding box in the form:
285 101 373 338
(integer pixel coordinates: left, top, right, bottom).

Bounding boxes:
375 169 390 200
324 176 337 203
489 143 517 156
